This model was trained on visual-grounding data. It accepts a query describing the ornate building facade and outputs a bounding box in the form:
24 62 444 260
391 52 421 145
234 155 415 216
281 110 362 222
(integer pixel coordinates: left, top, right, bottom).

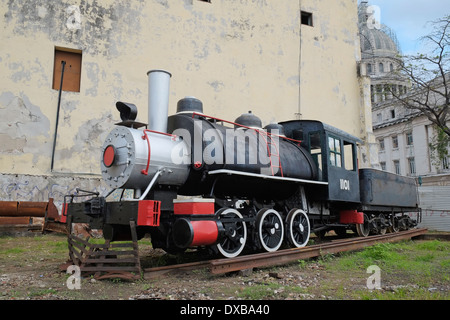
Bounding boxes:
359 1 450 230
359 1 449 181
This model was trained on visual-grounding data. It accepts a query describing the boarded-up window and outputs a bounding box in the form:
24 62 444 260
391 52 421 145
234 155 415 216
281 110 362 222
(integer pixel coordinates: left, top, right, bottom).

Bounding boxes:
52 48 82 92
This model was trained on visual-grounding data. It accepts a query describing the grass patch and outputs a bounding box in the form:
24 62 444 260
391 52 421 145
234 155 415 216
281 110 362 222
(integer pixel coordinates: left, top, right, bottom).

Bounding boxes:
2 247 26 255
0 233 448 300
318 239 450 299
334 240 450 272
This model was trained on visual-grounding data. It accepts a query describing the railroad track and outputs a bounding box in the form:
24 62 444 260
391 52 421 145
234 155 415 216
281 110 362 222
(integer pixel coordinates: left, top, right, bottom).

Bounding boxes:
143 228 428 278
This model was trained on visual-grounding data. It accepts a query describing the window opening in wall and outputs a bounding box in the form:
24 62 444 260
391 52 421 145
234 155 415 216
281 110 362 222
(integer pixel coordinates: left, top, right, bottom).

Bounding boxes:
443 156 449 170
379 138 385 151
53 48 82 92
408 157 416 175
393 160 400 174
376 84 383 102
392 135 398 149
301 11 313 26
390 109 395 118
406 132 413 146
197 0 211 3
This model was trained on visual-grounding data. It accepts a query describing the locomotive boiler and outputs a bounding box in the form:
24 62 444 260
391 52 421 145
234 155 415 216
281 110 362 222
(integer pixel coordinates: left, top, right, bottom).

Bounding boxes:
65 70 420 258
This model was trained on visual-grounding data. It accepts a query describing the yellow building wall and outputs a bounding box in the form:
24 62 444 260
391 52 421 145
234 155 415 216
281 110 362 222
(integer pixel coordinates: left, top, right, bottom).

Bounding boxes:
0 0 369 194
299 0 362 130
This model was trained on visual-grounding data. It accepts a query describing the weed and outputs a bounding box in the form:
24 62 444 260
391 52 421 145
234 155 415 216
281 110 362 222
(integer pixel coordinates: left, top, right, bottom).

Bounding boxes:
360 243 400 262
297 259 307 269
2 248 25 255
28 288 58 298
417 239 448 251
415 253 435 262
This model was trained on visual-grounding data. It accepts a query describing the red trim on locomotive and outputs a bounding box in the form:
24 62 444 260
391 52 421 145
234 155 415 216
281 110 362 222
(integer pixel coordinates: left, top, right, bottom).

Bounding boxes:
137 200 161 226
173 199 215 215
60 203 69 223
191 112 302 144
190 221 219 246
339 210 364 224
103 145 116 167
140 129 178 175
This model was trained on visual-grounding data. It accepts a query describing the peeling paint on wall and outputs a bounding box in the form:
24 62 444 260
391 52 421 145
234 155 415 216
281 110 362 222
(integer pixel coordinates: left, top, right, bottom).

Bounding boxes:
0 173 136 213
0 173 105 212
0 92 50 153
4 0 146 58
52 112 115 173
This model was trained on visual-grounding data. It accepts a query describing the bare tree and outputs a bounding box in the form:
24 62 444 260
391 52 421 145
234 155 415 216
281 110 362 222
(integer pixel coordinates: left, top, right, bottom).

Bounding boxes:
391 15 450 137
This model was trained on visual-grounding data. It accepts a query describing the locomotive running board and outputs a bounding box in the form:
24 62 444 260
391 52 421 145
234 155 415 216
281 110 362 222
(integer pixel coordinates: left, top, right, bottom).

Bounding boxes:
208 169 328 185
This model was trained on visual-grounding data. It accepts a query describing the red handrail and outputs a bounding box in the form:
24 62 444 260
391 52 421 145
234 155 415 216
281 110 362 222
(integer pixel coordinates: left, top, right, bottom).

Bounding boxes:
140 129 178 175
191 112 301 144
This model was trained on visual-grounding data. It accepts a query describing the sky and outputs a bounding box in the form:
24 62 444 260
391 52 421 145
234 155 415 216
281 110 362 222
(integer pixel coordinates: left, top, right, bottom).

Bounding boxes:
360 0 450 55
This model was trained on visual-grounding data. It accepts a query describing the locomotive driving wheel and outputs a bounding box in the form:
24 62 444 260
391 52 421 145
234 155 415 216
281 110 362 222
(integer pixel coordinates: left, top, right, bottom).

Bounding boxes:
356 212 370 237
377 214 387 235
256 209 284 252
286 208 310 247
389 215 400 233
215 208 247 258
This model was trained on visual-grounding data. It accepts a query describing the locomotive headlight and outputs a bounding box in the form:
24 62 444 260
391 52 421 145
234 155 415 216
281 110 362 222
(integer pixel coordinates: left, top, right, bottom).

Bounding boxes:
101 126 190 191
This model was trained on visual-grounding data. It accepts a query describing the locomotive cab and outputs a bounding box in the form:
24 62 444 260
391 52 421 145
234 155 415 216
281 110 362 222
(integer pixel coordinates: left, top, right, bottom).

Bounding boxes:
280 120 361 204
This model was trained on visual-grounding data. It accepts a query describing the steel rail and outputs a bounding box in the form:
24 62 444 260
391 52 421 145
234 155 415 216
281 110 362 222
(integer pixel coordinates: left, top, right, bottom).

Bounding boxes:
143 228 428 278
209 228 428 274
143 260 211 279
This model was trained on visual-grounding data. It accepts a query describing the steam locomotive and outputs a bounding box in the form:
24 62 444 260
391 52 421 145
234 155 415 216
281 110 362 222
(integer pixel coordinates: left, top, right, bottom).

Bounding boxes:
65 70 420 258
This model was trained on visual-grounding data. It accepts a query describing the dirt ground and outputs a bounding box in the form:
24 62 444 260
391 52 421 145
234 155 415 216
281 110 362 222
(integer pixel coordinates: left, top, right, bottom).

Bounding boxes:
0 232 449 303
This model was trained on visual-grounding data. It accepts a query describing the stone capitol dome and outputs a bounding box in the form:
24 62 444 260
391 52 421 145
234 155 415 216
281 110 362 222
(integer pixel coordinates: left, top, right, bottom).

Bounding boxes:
358 1 409 104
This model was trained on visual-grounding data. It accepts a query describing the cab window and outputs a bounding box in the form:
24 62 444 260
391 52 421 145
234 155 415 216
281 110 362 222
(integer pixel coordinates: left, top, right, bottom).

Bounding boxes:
343 141 356 171
309 131 323 173
328 136 342 167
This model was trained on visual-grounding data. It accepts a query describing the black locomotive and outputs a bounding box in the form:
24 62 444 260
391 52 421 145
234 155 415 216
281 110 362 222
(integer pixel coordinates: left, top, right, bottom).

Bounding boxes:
65 70 420 258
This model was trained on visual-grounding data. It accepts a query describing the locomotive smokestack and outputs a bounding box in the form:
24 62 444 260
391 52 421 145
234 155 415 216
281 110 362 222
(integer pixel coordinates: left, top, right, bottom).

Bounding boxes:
147 69 172 133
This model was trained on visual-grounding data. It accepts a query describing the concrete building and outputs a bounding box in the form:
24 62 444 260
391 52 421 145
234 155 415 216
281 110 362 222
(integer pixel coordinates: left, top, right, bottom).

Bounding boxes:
0 0 372 207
